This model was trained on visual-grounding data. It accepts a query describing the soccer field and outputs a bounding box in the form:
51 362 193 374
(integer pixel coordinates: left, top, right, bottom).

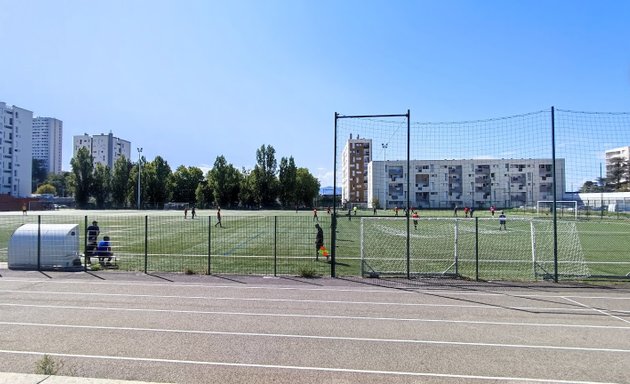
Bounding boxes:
1 208 629 280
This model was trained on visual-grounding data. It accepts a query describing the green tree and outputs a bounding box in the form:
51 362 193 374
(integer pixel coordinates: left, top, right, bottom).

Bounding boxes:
607 157 627 191
35 183 57 195
145 156 172 208
239 168 257 209
70 147 94 208
32 159 47 193
195 178 215 209
278 156 297 208
92 163 112 209
210 156 242 208
171 165 204 204
295 168 320 207
111 156 133 208
252 144 278 207
579 181 598 193
45 172 72 197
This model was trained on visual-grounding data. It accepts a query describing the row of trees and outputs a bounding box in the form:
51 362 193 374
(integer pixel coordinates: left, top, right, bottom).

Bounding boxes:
580 157 630 193
37 144 320 209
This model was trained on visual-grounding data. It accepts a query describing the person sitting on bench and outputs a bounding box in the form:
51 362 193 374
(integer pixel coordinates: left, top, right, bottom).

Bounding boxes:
96 235 114 266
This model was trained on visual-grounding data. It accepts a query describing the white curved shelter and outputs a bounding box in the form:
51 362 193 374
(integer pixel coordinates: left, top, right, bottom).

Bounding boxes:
8 224 81 270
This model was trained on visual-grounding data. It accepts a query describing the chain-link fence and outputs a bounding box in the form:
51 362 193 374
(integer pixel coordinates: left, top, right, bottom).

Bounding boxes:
1 212 628 280
333 109 630 281
0 214 334 276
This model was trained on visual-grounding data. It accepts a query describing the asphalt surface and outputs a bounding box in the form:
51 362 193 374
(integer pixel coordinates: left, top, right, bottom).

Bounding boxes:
0 269 629 383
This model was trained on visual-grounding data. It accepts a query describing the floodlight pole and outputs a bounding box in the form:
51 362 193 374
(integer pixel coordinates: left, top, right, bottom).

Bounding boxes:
137 147 143 210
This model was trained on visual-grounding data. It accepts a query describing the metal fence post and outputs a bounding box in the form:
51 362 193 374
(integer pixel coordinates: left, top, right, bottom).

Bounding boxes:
83 215 88 272
475 217 479 281
207 216 212 275
144 215 148 274
551 106 558 283
274 216 277 277
37 215 41 271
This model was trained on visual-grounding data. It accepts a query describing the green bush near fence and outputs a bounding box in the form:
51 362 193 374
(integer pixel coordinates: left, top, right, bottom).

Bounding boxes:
0 209 628 280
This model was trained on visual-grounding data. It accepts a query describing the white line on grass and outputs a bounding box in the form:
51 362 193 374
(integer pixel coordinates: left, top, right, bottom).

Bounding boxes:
2 303 630 330
0 349 621 384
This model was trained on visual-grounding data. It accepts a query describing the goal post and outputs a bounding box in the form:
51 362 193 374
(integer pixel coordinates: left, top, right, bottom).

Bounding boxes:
360 217 460 278
536 201 578 219
360 216 589 279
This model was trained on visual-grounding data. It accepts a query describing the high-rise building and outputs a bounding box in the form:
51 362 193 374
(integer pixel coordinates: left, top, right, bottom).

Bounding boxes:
341 134 372 204
73 132 131 169
367 158 565 209
32 117 63 174
0 102 33 197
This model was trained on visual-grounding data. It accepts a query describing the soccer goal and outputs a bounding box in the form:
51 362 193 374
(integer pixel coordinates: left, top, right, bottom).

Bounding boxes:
360 217 459 278
531 220 590 279
536 201 578 219
360 216 590 280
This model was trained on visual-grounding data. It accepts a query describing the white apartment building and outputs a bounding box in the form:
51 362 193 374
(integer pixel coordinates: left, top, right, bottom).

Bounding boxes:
32 117 63 174
605 146 630 184
341 134 372 204
0 102 33 197
73 132 131 169
367 158 565 209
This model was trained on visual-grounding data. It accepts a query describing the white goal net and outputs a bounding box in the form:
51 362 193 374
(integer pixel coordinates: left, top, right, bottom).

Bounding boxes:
360 217 590 279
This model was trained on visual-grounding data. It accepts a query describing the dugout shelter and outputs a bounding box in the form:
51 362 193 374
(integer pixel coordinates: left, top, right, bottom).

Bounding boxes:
8 224 82 270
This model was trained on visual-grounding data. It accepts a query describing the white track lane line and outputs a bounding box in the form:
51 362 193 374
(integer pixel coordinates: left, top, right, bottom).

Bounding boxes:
2 303 630 330
562 297 630 324
0 321 629 353
1 278 629 301
2 289 629 314
0 349 623 384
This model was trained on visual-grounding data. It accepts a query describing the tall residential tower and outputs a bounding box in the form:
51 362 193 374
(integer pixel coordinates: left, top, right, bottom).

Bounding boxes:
0 102 33 197
32 117 63 174
73 132 131 169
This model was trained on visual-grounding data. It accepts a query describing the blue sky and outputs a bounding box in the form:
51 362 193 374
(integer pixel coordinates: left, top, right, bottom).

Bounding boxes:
1 0 629 187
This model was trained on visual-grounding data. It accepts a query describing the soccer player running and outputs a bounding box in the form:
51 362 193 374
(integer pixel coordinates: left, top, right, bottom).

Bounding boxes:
412 210 419 230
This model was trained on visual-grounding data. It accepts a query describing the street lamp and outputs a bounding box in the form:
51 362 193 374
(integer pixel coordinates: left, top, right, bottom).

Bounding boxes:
137 147 143 210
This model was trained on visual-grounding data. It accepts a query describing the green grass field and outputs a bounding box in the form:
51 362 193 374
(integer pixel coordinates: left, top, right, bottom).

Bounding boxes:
0 208 629 280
